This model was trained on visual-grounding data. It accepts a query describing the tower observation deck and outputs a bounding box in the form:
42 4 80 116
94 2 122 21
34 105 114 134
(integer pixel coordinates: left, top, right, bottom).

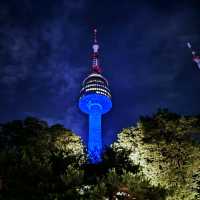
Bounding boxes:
79 30 112 163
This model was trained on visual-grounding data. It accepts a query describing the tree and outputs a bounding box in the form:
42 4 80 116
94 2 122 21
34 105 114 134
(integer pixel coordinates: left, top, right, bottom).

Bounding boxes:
1 110 200 200
112 109 200 200
0 117 86 200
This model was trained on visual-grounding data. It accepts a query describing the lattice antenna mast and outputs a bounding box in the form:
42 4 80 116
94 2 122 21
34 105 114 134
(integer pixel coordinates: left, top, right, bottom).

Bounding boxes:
92 29 102 73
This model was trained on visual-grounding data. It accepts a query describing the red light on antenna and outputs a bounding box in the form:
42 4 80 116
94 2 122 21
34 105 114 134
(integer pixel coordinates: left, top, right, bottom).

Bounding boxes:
92 66 102 74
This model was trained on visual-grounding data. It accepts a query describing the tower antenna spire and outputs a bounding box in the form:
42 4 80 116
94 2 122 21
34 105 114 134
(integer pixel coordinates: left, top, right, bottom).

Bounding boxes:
92 28 102 73
94 28 97 43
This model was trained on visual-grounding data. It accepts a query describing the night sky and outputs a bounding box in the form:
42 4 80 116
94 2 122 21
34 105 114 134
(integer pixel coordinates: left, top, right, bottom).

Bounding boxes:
0 0 200 146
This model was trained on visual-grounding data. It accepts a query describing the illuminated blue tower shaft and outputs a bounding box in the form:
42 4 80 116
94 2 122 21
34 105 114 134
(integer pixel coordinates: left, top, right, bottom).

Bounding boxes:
88 106 102 162
79 94 112 163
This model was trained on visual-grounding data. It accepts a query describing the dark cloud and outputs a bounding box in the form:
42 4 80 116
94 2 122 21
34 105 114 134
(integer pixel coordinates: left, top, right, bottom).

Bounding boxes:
0 0 88 135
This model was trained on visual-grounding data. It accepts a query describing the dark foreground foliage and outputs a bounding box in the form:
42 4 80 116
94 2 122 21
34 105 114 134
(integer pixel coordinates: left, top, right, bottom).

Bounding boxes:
0 109 200 200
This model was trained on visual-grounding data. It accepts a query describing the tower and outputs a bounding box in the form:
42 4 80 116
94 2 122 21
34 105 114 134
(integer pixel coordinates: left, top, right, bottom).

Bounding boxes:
79 29 112 163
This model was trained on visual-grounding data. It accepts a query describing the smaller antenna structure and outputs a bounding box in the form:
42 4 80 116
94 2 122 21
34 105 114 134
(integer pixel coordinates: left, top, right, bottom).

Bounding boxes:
187 42 200 69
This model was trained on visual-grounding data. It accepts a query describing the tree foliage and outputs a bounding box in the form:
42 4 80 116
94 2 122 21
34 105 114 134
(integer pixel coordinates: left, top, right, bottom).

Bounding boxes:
0 117 86 200
0 109 200 199
112 109 200 200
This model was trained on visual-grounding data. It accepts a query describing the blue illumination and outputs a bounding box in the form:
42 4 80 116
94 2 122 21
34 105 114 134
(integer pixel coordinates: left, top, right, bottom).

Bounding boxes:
88 107 102 163
79 93 112 163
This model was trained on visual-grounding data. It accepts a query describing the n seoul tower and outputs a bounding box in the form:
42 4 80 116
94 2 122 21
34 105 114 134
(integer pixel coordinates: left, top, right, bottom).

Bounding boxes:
79 29 112 163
